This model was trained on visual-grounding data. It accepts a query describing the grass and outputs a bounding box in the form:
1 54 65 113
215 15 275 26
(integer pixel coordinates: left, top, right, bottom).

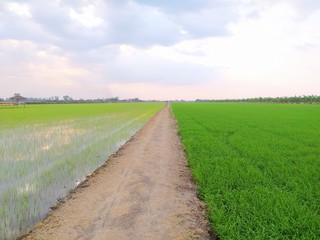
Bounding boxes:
172 103 320 239
0 103 163 239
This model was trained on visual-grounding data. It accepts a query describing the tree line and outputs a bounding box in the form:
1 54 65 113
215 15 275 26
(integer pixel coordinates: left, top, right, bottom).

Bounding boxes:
196 95 320 104
0 95 148 104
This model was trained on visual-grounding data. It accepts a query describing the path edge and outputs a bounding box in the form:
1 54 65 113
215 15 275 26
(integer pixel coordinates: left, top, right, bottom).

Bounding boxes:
169 104 218 240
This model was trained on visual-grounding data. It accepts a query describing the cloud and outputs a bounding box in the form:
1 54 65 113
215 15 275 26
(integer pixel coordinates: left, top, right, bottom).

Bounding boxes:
0 0 242 50
1 0 320 100
69 5 104 28
134 0 209 12
104 48 218 85
103 2 183 47
0 39 109 99
6 2 32 17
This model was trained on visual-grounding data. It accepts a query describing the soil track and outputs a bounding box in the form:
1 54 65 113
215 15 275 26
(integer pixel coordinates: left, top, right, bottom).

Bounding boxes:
21 105 211 240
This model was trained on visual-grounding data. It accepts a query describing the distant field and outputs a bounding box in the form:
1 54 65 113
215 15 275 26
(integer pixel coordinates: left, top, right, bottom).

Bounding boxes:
0 103 163 239
172 103 320 239
0 103 162 128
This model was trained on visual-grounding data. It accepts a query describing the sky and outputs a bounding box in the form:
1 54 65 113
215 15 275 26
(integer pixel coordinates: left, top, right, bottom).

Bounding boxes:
0 0 319 100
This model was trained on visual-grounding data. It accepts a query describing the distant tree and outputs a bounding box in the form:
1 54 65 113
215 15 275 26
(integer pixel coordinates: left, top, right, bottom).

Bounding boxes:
128 98 141 102
10 93 26 105
195 95 320 104
63 95 73 102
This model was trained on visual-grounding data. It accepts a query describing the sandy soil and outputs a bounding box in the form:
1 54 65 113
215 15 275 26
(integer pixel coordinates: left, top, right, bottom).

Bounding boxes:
20 105 211 240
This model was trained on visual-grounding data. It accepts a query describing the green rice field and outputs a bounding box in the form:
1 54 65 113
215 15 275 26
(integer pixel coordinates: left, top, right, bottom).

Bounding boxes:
0 103 163 239
172 103 320 239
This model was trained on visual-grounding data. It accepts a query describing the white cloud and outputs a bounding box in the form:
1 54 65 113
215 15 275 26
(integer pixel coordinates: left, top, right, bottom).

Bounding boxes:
69 5 103 28
0 40 110 99
6 2 32 17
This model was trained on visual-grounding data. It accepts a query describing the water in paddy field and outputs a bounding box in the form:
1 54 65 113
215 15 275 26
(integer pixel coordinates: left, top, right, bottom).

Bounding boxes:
0 112 149 239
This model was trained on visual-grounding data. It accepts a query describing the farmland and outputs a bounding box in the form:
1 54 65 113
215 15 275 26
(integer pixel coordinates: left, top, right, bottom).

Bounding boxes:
0 103 163 239
172 103 320 239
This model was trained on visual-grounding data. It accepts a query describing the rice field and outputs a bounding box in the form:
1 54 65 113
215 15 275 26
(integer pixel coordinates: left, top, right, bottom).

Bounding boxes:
172 103 320 239
0 103 163 240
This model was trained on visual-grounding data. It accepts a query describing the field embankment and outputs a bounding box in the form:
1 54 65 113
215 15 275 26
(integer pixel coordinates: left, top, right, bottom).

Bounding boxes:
0 103 163 239
172 103 320 239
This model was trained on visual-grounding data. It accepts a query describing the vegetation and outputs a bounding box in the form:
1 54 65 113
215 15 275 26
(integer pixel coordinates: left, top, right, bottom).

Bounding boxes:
172 103 320 239
2 94 148 104
196 95 320 104
0 103 163 239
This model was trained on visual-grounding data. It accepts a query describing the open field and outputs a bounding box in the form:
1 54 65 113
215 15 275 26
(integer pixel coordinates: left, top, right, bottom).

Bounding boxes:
0 103 163 239
172 103 320 239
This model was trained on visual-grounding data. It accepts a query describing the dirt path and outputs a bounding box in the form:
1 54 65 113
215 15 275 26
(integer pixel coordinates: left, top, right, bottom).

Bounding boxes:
21 105 211 240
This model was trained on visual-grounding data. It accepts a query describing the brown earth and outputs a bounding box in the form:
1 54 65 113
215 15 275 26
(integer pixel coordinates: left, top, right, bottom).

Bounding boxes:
20 105 211 240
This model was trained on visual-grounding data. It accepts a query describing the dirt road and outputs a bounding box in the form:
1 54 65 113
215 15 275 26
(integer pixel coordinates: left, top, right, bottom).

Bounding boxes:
21 105 210 240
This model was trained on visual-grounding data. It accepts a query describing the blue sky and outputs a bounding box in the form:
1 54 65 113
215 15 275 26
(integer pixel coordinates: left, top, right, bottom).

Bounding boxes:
0 0 319 100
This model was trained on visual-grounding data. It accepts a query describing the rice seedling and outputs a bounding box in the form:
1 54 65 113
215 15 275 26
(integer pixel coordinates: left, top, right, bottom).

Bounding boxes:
0 103 163 239
172 103 320 239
